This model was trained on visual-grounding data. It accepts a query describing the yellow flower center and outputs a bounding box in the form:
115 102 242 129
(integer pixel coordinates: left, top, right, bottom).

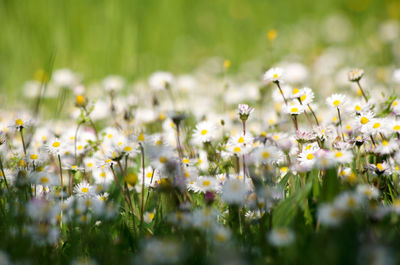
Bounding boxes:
300 94 307 101
273 73 278 79
306 153 314 160
15 119 24 126
382 140 388 146
148 213 155 221
30 154 38 160
377 163 384 171
52 141 60 148
262 151 270 158
40 177 48 183
373 123 381 129
81 187 89 193
233 146 241 153
238 137 245 143
182 158 190 164
360 117 369 124
201 129 208 135
100 172 106 178
335 152 343 158
159 156 167 163
203 180 211 187
291 107 298 113
292 88 299 94
355 105 361 111
76 95 86 106
393 125 400 131
333 100 340 106
146 172 153 178
123 146 132 152
138 133 145 142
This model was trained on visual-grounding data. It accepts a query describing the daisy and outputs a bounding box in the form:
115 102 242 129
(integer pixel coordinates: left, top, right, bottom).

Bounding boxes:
299 87 314 105
228 133 253 147
317 204 343 227
92 168 114 185
326 94 347 109
353 111 375 131
288 87 304 99
148 71 174 90
268 228 295 247
73 181 95 198
348 68 364 82
221 179 247 205
361 118 389 136
192 121 216 144
334 192 362 211
356 184 380 200
374 139 398 155
263 67 284 83
282 100 304 115
237 104 254 120
348 100 370 114
52 68 77 88
45 138 64 156
390 119 400 134
102 75 125 94
138 166 161 188
188 176 219 193
333 149 353 164
297 149 317 169
251 145 284 165
143 211 156 223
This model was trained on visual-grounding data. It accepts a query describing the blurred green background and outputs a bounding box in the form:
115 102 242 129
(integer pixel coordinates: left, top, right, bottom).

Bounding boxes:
0 0 399 102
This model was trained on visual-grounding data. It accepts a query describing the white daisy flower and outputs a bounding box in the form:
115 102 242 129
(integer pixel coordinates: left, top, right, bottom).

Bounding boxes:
192 121 216 144
139 166 161 188
283 100 305 115
268 228 295 247
348 68 364 82
263 67 284 83
221 179 247 205
73 181 95 198
297 149 317 169
326 93 347 109
299 87 314 105
45 138 64 156
188 176 219 193
103 75 125 93
374 139 398 155
356 184 380 200
148 71 174 90
318 204 343 227
332 149 354 164
334 192 362 211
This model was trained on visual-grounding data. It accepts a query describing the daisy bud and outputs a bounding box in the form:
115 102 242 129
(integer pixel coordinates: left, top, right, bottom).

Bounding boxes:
238 104 254 121
348 68 364 82
75 94 87 108
204 191 215 205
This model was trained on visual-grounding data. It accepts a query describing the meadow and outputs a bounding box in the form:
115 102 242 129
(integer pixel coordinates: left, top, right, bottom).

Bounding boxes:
1 0 400 264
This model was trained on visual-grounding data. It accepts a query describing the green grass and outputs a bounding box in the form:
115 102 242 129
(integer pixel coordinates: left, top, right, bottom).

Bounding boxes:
1 0 399 104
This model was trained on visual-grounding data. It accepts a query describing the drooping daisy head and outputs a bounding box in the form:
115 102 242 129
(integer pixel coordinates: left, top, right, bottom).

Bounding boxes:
348 68 364 82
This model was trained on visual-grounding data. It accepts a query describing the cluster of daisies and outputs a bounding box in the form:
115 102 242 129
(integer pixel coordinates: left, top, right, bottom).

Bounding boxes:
2 61 400 264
